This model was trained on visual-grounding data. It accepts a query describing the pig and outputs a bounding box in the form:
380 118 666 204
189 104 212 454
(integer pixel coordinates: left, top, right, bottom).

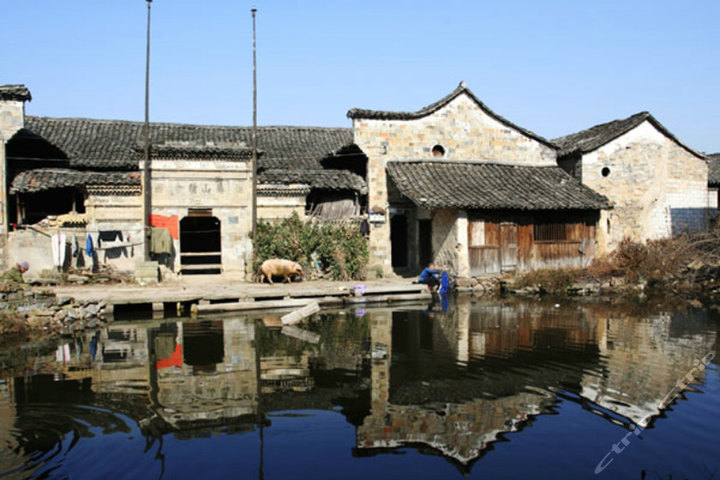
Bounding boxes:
257 259 304 284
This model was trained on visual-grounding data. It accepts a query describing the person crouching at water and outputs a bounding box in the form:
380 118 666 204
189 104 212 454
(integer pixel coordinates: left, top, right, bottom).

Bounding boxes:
1 262 29 284
415 263 442 290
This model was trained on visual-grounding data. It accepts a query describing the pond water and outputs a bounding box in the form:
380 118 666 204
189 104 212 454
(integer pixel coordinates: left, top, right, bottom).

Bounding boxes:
0 297 718 480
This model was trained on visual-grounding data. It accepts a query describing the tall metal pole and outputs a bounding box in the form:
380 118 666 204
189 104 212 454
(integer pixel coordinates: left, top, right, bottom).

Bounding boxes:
143 0 153 261
251 6 258 261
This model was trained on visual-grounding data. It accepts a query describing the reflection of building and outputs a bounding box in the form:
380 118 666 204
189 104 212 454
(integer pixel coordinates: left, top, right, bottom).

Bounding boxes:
150 319 259 431
0 300 715 474
357 300 715 469
579 307 715 426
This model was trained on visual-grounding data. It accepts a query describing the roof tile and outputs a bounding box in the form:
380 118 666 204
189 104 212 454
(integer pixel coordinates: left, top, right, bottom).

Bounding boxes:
386 160 609 210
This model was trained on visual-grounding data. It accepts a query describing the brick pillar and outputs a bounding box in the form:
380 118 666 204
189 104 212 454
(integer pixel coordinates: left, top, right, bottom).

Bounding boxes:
0 89 30 270
357 129 392 277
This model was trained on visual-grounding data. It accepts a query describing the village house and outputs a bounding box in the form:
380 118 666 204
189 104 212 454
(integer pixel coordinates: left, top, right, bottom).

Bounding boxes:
2 82 715 281
0 85 366 277
349 82 610 279
554 112 716 252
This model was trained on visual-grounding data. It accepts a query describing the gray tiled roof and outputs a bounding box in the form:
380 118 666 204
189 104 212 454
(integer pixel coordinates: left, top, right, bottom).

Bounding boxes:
23 116 355 176
708 154 720 186
386 160 610 210
553 112 706 159
10 168 140 194
142 141 255 160
259 168 367 193
0 84 31 102
347 82 556 148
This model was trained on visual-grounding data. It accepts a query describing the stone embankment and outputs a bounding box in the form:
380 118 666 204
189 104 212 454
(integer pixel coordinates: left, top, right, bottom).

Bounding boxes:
0 283 109 339
498 259 720 304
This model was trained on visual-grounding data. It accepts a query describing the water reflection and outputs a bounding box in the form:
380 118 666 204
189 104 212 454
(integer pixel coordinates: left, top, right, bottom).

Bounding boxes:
0 297 717 477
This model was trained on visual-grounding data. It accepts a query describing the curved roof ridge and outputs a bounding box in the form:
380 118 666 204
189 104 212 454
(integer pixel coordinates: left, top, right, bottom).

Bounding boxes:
553 111 706 160
347 82 556 148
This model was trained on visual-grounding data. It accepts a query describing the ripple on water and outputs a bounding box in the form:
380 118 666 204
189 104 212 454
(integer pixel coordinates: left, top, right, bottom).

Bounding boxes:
0 403 137 479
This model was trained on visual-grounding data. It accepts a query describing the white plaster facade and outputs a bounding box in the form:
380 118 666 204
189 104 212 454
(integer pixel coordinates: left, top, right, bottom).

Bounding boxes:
579 120 716 252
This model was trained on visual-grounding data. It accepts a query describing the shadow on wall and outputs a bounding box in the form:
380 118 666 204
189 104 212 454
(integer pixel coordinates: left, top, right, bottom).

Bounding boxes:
670 208 717 235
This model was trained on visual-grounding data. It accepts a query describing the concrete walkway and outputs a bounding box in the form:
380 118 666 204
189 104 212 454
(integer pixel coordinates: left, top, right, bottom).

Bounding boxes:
51 275 430 308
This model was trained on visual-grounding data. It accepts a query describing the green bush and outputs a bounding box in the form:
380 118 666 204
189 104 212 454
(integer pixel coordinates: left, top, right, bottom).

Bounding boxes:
254 213 368 281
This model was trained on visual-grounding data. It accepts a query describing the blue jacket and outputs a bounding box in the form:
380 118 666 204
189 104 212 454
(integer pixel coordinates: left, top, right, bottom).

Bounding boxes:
418 268 440 283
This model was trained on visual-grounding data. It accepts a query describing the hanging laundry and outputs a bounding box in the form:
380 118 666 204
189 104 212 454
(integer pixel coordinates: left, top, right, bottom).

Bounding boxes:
150 227 173 255
85 233 95 256
359 218 370 236
51 233 67 268
72 235 79 257
98 230 123 247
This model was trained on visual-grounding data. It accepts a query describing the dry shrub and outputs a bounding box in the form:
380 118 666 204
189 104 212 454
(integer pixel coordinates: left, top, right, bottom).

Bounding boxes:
586 254 618 279
587 235 697 286
514 267 585 292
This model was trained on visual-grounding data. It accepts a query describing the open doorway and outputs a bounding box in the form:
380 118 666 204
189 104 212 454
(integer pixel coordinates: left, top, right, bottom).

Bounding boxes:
179 214 222 275
390 214 408 269
418 219 432 269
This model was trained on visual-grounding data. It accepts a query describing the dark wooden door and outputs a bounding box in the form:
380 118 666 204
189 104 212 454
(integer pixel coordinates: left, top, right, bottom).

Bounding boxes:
500 222 518 271
390 214 408 268
418 219 432 267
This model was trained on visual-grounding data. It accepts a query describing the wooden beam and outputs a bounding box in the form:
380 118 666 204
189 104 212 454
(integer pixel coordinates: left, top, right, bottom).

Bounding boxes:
281 301 320 325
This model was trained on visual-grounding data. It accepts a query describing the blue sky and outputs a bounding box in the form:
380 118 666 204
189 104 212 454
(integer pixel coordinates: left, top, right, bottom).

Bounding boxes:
3 0 718 152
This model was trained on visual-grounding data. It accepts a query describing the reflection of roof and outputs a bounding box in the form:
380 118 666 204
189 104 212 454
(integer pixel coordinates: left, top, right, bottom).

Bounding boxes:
386 160 610 210
20 117 361 190
357 393 551 469
553 112 707 159
10 168 140 194
708 153 720 186
347 82 556 148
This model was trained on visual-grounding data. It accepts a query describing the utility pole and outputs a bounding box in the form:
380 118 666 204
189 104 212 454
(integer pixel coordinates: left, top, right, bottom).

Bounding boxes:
251 6 258 262
143 0 153 261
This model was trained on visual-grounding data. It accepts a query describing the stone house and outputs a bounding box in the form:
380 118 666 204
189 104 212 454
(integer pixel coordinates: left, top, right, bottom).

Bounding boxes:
349 82 610 277
2 82 715 280
0 85 366 276
554 112 716 253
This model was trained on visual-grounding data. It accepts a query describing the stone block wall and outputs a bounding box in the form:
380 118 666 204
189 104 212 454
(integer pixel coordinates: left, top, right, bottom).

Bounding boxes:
142 158 253 275
581 120 713 251
354 93 556 274
431 208 472 277
257 187 308 222
0 99 26 270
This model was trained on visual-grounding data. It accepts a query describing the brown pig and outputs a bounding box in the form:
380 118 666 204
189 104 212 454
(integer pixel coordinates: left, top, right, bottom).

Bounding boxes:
257 259 304 284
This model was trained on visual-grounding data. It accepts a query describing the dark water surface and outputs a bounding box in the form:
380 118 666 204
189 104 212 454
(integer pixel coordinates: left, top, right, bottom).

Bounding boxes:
0 297 718 479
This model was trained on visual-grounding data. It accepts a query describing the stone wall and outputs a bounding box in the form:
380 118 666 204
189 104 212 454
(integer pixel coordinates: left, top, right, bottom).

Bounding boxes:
141 158 253 275
581 120 714 252
354 92 556 275
0 99 27 270
257 186 308 222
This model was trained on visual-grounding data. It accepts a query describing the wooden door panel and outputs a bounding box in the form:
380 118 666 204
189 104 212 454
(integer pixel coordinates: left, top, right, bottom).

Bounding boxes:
500 223 518 271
